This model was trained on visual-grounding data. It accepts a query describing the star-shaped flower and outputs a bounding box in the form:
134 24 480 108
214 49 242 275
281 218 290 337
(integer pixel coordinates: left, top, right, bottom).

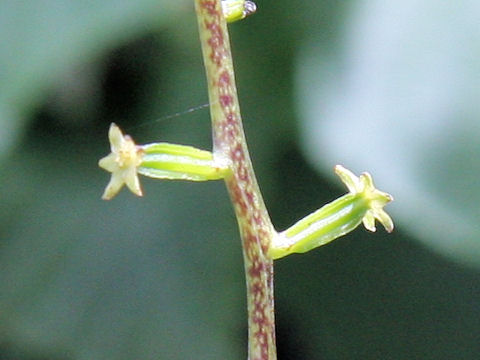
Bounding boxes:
334 165 394 232
98 123 143 200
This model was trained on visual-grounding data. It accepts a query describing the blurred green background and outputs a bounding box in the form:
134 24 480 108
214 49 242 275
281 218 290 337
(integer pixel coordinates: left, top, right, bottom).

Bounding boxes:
1 0 479 359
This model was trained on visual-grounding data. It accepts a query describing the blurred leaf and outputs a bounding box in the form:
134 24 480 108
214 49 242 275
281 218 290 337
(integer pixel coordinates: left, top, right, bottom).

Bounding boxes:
0 145 244 359
0 0 189 158
0 0 249 358
296 0 480 267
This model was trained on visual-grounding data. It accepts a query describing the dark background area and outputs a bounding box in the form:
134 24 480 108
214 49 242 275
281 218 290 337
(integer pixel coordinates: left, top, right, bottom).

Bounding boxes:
1 1 479 359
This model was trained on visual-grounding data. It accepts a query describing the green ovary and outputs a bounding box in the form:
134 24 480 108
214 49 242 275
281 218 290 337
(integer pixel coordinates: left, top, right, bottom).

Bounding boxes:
269 194 369 259
138 143 231 181
139 158 227 181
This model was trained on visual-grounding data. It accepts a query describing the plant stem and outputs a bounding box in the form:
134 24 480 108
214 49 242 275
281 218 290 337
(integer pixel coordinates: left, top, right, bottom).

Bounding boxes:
194 1 277 359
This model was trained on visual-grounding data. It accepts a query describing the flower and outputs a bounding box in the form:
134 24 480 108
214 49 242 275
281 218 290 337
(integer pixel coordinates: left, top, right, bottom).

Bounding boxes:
270 165 394 259
98 123 143 200
334 165 394 232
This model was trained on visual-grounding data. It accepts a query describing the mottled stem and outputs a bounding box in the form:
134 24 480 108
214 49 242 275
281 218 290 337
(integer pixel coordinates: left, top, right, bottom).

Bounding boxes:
194 1 277 359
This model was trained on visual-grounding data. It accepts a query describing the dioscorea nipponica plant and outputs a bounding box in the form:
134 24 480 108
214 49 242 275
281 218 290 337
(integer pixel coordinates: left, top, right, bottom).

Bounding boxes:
98 1 394 359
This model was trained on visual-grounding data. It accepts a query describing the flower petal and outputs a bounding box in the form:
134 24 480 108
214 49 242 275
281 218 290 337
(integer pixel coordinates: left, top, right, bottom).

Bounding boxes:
98 153 119 172
373 208 394 233
362 211 377 232
123 167 143 197
102 172 126 200
108 123 125 153
334 165 362 193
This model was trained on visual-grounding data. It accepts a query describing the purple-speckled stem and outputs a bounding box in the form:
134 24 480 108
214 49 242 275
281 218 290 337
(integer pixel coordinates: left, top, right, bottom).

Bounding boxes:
194 1 277 359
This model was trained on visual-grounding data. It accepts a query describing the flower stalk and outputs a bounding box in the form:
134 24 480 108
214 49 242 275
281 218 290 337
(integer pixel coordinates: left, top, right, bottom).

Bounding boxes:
195 0 277 359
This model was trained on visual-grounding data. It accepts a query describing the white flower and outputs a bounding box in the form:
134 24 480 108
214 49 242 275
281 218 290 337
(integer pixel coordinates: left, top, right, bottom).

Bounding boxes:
98 123 143 200
334 165 394 232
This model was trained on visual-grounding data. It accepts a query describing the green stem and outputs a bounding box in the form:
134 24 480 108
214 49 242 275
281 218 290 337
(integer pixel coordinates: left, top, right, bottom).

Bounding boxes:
194 1 277 359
